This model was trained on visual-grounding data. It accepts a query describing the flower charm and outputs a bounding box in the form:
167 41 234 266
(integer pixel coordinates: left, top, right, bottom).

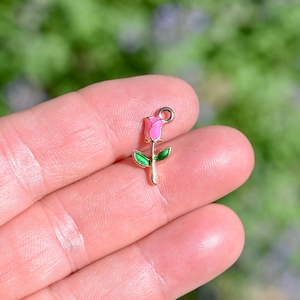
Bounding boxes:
133 107 175 185
144 117 164 143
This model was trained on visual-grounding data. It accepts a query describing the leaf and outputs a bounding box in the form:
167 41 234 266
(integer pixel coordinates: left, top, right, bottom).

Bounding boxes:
133 150 150 168
155 147 171 162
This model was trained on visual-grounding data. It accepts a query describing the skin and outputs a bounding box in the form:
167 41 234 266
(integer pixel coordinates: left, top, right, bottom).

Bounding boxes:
0 75 254 299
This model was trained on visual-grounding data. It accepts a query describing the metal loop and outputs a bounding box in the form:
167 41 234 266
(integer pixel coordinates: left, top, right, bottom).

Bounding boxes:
158 107 175 123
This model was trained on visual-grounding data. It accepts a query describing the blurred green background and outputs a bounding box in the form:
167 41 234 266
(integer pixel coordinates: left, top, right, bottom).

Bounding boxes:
1 0 300 299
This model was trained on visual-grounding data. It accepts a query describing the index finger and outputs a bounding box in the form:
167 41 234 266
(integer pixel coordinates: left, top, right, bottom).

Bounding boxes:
0 75 199 225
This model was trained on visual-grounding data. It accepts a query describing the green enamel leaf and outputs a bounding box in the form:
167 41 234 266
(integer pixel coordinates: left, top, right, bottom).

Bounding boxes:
133 150 150 167
155 147 171 162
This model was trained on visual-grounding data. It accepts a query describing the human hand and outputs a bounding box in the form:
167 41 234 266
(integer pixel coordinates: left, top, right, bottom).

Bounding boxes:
0 76 254 299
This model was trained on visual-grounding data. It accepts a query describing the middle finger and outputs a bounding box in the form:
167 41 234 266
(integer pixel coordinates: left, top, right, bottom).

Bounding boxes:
0 126 254 299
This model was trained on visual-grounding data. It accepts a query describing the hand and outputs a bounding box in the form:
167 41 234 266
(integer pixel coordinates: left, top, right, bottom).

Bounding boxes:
0 76 254 299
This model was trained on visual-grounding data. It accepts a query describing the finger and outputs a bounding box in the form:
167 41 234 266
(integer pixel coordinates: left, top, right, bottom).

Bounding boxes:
0 75 199 225
0 126 254 299
25 204 245 300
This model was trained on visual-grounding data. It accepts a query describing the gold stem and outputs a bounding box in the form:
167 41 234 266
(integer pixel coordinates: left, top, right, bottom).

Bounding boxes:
150 141 157 185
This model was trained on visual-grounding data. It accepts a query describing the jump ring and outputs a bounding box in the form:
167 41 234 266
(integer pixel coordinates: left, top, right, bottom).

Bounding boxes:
158 107 175 123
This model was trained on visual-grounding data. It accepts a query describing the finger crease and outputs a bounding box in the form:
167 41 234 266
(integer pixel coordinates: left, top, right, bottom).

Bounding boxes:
0 124 46 205
135 242 166 300
39 198 90 273
75 90 122 162
154 186 171 225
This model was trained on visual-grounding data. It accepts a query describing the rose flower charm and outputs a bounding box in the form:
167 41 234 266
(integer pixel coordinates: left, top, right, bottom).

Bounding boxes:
133 107 175 185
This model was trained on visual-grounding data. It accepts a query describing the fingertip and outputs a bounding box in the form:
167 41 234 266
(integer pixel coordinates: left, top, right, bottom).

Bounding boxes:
221 125 255 175
203 203 245 263
186 203 245 272
194 125 255 189
158 203 245 299
160 125 255 217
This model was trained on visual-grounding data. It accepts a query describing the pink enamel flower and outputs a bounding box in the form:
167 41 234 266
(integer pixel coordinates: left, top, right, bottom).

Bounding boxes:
133 107 174 185
144 117 165 143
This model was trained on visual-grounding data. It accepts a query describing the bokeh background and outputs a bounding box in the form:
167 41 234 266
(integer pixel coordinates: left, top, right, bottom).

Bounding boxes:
1 0 300 299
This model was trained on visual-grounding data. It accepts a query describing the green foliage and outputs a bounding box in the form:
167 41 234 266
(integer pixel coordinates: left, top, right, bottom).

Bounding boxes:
0 0 300 299
133 150 151 167
155 146 171 161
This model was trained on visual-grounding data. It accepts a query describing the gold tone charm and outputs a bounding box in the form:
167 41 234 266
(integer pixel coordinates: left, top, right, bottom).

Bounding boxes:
133 107 175 185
